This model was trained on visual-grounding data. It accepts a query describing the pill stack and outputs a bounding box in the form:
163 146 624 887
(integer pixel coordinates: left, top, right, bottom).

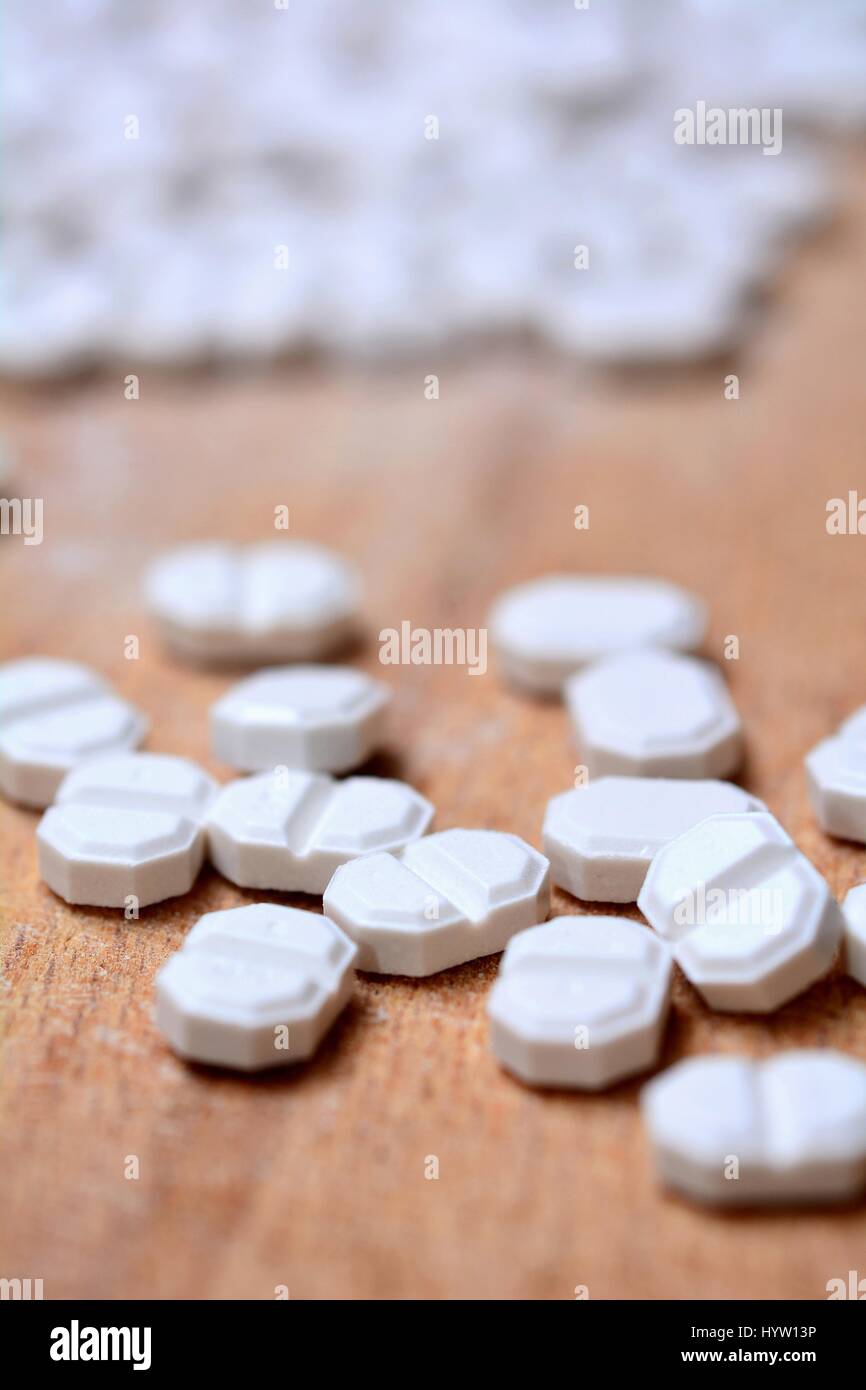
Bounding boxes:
3 538 866 1209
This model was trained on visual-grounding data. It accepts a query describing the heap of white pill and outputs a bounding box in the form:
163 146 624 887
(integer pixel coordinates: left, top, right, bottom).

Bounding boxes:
5 2 865 373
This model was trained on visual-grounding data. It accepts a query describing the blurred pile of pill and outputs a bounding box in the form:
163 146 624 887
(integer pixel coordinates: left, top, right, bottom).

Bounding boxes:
3 536 866 1208
4 0 866 373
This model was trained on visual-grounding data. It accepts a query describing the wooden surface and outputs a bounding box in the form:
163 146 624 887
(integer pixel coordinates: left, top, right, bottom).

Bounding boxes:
3 157 866 1302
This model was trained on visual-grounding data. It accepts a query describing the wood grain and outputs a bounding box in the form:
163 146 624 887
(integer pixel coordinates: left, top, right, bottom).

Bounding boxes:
3 154 866 1302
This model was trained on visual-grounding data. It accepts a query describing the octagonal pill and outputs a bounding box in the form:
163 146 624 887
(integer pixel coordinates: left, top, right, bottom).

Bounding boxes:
805 734 866 843
637 811 843 1012
37 752 218 908
155 903 357 1070
211 665 390 773
488 915 672 1090
207 769 433 894
642 1051 866 1205
842 884 866 988
143 540 361 664
0 657 148 807
488 574 706 695
566 649 743 779
543 776 764 903
323 828 550 976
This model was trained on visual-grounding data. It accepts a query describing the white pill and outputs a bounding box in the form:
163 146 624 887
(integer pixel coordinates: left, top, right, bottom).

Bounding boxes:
805 735 866 843
37 752 217 908
207 769 433 895
642 1050 866 1206
838 704 866 743
543 777 765 904
323 828 550 976
155 903 357 1071
211 665 390 774
488 915 671 1090
637 811 843 1012
489 575 706 695
566 649 743 780
842 884 866 989
143 540 361 664
0 657 148 808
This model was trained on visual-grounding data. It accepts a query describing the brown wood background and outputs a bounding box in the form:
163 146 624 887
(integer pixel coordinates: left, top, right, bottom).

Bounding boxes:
2 154 866 1302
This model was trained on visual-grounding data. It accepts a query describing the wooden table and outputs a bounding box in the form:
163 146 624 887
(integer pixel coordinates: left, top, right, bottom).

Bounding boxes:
3 156 866 1301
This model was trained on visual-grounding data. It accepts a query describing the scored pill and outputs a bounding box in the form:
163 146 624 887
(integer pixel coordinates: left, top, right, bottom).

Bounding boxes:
637 811 844 1012
543 776 764 903
323 828 550 976
37 752 217 908
155 903 357 1071
565 648 743 779
488 574 706 695
210 665 391 774
206 769 434 895
0 657 148 808
488 915 672 1090
143 540 361 665
642 1050 866 1205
